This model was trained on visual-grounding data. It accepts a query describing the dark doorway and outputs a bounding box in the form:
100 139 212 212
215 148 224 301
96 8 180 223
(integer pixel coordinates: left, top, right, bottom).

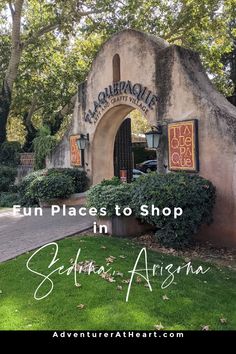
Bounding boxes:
114 118 133 182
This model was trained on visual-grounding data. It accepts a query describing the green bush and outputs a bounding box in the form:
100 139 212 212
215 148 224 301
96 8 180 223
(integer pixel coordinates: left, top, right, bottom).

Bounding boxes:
131 172 216 248
18 168 87 206
0 165 17 192
87 183 133 217
100 176 121 186
0 192 19 207
18 169 47 206
0 141 21 166
29 174 74 201
47 168 88 193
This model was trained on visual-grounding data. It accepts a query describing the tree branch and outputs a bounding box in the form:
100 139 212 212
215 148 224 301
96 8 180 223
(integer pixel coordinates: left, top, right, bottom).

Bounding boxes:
8 1 15 17
23 7 103 48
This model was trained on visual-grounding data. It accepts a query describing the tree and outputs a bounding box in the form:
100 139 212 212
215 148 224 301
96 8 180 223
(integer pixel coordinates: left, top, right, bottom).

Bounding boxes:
0 0 111 144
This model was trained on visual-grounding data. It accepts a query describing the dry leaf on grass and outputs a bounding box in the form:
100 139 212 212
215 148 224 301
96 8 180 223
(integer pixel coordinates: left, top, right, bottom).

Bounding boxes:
101 246 107 250
119 255 126 259
106 256 116 264
116 272 123 277
117 286 123 291
122 279 130 284
162 295 169 301
220 317 227 324
100 272 116 283
136 276 142 283
201 325 210 331
154 323 164 330
77 304 85 309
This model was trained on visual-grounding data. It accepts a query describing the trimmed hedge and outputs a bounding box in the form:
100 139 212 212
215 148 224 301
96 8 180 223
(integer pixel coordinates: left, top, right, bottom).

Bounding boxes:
30 174 74 201
47 168 88 193
18 168 88 206
86 182 133 217
131 172 216 248
87 173 216 249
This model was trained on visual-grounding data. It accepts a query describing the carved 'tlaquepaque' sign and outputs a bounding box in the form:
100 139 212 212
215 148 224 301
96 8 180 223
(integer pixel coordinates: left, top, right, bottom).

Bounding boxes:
168 120 199 172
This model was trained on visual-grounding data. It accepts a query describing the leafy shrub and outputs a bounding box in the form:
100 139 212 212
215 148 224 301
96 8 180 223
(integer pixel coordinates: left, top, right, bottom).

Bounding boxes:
99 176 121 186
30 174 74 201
18 167 87 206
0 192 19 207
47 168 88 193
0 141 21 166
131 172 216 248
18 169 47 206
0 165 17 192
87 183 133 217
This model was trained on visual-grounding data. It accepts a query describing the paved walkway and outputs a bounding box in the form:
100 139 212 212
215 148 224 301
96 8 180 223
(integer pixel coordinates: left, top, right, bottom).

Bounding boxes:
0 208 94 263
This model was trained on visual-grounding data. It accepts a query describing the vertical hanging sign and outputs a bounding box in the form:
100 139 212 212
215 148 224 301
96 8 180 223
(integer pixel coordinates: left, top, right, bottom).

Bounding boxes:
70 135 81 167
168 119 199 172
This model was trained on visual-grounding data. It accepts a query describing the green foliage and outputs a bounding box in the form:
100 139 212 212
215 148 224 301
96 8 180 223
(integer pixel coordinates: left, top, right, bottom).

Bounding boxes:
47 168 88 193
30 174 74 201
18 169 47 206
33 126 57 170
131 172 216 248
0 141 21 166
99 176 121 186
87 183 133 216
0 165 17 192
0 192 19 207
18 167 86 205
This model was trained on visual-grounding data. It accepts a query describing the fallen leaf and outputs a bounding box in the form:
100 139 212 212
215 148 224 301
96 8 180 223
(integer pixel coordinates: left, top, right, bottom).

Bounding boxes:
154 323 164 330
117 285 123 291
162 295 169 301
77 304 85 309
106 256 116 264
69 258 74 264
136 276 142 283
220 317 227 324
108 277 116 283
0 290 2 294
184 257 191 263
119 255 126 259
101 246 106 249
116 272 123 277
122 279 130 284
201 325 210 331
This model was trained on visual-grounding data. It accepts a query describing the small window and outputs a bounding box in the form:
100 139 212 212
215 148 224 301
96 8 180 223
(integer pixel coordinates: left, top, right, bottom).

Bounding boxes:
113 54 120 82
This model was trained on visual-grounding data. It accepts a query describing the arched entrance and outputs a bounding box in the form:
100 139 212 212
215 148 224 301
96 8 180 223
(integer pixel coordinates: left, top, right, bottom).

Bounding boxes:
91 104 150 185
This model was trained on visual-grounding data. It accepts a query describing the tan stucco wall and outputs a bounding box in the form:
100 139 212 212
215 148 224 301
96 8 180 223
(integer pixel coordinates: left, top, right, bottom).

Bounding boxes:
47 29 236 247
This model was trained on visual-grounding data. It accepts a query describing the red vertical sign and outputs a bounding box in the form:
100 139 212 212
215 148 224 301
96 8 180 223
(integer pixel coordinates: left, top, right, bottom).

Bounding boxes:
168 120 198 171
70 135 81 167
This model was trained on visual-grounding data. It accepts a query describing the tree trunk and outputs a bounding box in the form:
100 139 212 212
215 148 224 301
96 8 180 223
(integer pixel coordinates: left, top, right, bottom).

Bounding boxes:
0 0 24 144
0 84 11 144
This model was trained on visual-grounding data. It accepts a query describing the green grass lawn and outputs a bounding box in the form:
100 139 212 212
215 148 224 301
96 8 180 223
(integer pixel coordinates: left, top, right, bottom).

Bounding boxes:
0 235 235 330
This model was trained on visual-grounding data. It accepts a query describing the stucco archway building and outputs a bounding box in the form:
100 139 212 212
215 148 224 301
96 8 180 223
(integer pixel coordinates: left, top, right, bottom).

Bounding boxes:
47 29 236 247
